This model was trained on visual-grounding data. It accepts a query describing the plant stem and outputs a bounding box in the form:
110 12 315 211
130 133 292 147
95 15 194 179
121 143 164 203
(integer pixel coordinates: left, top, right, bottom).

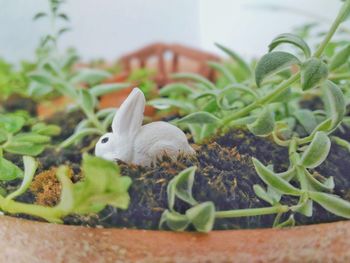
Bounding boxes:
86 112 105 133
329 72 350 81
215 205 289 219
0 197 63 223
221 73 300 127
314 0 350 58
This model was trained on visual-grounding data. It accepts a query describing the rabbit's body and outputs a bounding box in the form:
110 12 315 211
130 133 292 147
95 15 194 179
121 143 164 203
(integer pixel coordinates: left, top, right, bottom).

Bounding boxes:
95 88 195 166
133 121 195 166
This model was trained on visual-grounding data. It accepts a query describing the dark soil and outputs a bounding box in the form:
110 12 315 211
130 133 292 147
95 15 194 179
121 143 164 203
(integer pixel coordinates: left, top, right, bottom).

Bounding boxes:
1 94 37 116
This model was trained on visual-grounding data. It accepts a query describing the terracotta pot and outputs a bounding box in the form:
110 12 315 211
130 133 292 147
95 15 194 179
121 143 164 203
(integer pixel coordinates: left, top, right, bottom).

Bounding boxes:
1 216 349 262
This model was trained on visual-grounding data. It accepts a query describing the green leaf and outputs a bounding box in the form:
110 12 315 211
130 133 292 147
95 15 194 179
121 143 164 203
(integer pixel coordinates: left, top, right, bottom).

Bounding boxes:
90 83 131 97
176 112 219 125
322 81 346 130
301 58 328 91
247 107 275 136
159 83 193 96
207 61 236 83
275 214 295 228
0 129 7 144
148 98 194 112
28 72 54 86
33 12 47 21
56 166 74 213
58 27 71 36
255 51 300 87
167 167 198 210
31 123 61 136
215 43 252 77
304 169 334 191
60 128 102 148
96 108 117 119
0 157 23 181
0 114 25 133
58 13 69 21
172 73 216 90
300 132 331 169
309 192 350 219
6 156 37 200
72 154 132 214
269 33 311 57
252 158 302 196
294 109 317 134
4 143 45 156
253 185 274 205
186 202 216 233
79 89 96 113
13 133 51 144
159 210 190 231
329 44 350 71
71 69 111 85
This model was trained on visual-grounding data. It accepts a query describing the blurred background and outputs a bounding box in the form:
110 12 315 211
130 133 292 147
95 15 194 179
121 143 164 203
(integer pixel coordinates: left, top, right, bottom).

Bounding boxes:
0 0 346 63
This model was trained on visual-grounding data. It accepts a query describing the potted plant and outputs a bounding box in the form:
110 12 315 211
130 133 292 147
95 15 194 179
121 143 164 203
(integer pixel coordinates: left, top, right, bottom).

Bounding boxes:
1 0 350 262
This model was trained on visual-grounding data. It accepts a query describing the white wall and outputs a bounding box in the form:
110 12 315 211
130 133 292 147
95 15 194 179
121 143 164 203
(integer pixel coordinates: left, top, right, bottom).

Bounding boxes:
0 0 200 63
199 0 345 59
0 0 347 63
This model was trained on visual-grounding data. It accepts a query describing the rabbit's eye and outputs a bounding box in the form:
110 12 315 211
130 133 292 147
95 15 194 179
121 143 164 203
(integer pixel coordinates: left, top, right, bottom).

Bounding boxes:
101 137 109 143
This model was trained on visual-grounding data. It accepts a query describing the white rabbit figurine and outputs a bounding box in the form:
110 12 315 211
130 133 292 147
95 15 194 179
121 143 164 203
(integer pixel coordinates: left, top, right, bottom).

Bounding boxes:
95 87 195 166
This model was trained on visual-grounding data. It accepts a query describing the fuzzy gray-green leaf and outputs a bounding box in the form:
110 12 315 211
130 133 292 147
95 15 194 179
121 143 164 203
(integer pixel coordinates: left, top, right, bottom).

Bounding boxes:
322 81 346 130
269 33 311 57
253 158 302 196
301 58 328 91
167 167 198 210
309 192 350 219
177 112 219 124
300 132 331 169
247 107 275 136
255 51 300 87
159 210 190 231
186 201 215 233
329 44 350 70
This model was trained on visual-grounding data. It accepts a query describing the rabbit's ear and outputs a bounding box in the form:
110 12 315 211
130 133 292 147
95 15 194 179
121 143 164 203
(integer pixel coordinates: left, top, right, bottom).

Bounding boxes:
112 87 145 136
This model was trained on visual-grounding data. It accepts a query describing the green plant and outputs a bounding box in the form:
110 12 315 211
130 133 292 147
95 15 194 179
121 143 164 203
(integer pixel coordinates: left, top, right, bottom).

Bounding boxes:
29 1 131 148
0 112 60 181
0 154 132 223
160 0 350 233
128 68 157 98
0 58 37 101
33 0 71 60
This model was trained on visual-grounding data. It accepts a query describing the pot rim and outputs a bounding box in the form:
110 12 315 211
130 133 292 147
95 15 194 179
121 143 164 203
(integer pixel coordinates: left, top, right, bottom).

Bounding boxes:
1 215 349 262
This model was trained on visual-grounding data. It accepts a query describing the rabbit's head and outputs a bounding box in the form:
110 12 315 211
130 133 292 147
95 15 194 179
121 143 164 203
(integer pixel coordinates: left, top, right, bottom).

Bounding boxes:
95 87 145 162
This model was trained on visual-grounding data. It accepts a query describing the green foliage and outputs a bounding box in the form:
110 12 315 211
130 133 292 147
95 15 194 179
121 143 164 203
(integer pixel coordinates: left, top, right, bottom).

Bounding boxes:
0 154 132 223
0 112 60 157
0 113 60 179
127 68 157 98
160 167 215 233
29 60 130 147
157 0 350 232
0 59 33 100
